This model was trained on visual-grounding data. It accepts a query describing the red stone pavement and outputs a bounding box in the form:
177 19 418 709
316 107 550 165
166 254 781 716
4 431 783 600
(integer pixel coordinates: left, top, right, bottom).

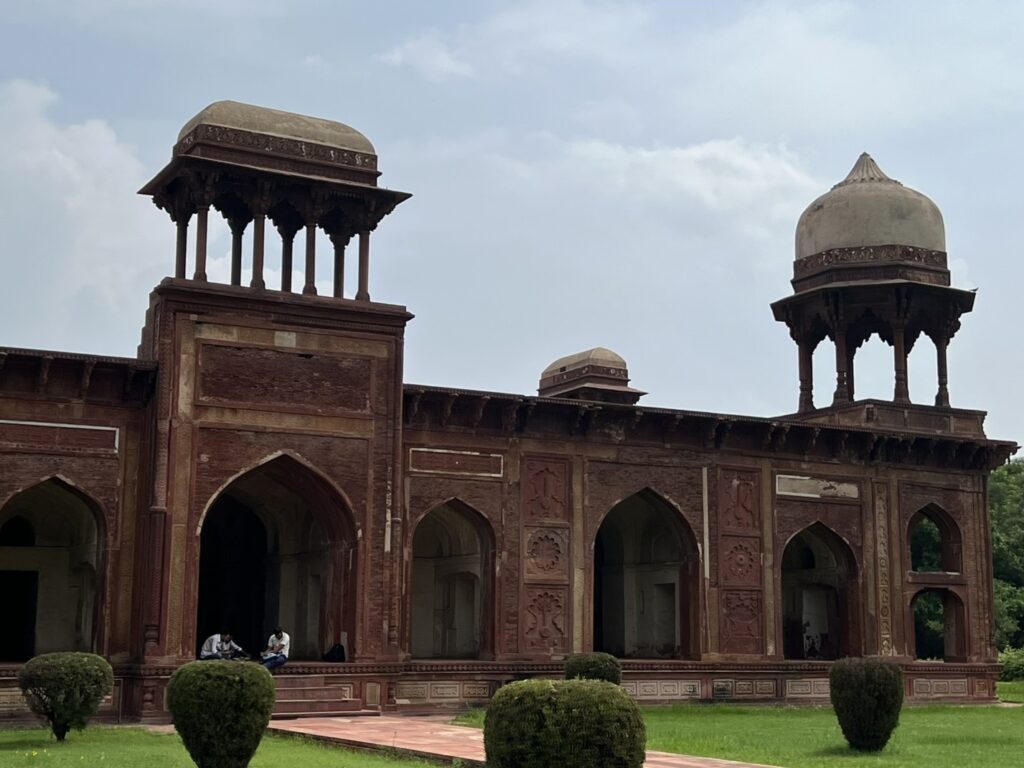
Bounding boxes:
268 715 779 768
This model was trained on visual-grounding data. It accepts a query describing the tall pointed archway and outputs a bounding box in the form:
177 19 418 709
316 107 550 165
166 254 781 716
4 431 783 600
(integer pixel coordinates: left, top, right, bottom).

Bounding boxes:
780 523 861 660
196 454 357 660
593 489 699 659
410 500 495 659
0 478 105 661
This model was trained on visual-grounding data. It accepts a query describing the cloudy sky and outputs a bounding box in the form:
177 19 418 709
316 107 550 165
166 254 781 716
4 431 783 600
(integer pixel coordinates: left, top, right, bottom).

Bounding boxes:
1 1 1021 446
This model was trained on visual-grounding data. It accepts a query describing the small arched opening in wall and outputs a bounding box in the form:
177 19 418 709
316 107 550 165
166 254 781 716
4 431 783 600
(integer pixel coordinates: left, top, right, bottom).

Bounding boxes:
780 522 860 660
0 478 105 661
409 499 495 660
908 504 962 573
911 588 967 663
593 488 700 660
195 454 358 661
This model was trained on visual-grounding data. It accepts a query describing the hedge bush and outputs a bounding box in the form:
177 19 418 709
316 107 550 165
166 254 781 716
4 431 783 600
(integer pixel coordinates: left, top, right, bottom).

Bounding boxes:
167 661 276 768
999 646 1024 681
17 652 114 741
484 678 645 768
564 652 622 684
829 657 904 752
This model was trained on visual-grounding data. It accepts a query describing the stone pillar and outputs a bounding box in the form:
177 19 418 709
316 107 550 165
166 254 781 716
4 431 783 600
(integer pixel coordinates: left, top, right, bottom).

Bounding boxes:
935 335 950 407
893 323 910 403
228 216 249 286
193 205 209 282
832 333 850 405
330 232 349 298
277 225 297 292
846 344 856 401
356 230 371 301
797 339 814 413
303 223 317 296
250 213 266 290
174 218 189 279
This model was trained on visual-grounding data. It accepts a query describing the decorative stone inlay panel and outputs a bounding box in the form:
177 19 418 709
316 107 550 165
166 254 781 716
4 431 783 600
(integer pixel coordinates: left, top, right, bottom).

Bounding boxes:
719 470 760 532
522 458 569 522
776 475 860 500
462 682 492 699
395 682 428 700
874 482 894 655
524 526 570 582
785 678 830 698
912 678 969 697
409 448 504 477
621 680 700 700
720 536 760 586
429 682 460 699
719 589 763 655
523 586 568 652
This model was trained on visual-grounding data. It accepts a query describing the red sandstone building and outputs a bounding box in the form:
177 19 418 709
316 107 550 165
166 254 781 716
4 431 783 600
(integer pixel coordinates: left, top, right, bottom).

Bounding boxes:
0 102 1016 720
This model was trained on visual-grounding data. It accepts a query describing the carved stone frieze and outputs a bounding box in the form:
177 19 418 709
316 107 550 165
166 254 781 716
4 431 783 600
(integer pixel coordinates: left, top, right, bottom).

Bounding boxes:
794 245 947 277
178 124 378 171
874 483 894 655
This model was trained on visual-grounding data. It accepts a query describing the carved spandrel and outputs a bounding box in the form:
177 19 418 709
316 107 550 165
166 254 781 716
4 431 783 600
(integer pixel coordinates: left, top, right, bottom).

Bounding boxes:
522 459 569 522
719 471 759 532
524 527 570 583
523 586 568 652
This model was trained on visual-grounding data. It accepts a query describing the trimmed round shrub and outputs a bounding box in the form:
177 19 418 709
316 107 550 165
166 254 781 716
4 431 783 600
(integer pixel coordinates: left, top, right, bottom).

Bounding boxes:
167 661 276 768
829 657 904 752
485 678 645 768
564 651 622 684
999 647 1024 681
17 652 114 741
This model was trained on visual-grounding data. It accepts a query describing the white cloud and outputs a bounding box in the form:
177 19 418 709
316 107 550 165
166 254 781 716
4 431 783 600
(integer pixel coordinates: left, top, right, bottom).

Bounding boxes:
380 31 476 82
0 79 167 355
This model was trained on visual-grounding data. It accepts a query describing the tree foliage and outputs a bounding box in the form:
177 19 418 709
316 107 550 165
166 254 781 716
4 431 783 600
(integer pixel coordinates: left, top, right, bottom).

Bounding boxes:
991 459 1024 651
17 653 113 742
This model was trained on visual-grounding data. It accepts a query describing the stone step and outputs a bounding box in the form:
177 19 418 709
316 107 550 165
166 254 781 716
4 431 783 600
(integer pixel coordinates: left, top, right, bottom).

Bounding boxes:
273 675 326 688
271 708 381 720
276 686 354 702
272 698 362 715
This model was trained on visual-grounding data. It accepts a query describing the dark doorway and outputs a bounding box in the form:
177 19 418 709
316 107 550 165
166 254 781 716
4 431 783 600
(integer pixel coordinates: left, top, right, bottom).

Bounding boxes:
0 571 39 661
196 497 267 657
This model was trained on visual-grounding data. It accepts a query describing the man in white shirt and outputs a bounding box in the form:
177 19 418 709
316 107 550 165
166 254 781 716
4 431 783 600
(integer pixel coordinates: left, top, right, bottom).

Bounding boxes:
199 631 244 660
260 626 290 670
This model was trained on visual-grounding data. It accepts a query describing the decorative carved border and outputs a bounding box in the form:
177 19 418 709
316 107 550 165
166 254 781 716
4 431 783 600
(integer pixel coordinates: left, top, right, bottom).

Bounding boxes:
178 124 378 171
795 245 947 277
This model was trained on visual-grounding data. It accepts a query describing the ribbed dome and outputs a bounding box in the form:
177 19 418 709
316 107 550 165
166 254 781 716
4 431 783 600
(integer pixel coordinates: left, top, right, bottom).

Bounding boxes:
795 153 945 260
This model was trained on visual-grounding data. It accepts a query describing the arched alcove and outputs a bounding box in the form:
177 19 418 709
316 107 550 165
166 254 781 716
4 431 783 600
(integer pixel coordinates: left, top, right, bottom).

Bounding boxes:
912 588 966 662
410 500 494 659
908 505 961 573
593 489 699 659
0 479 104 661
780 523 860 660
196 455 357 660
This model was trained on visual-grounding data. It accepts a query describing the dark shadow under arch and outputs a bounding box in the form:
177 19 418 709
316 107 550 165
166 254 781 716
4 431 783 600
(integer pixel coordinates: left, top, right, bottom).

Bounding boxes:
908 504 961 573
196 454 358 661
911 587 966 662
593 488 700 659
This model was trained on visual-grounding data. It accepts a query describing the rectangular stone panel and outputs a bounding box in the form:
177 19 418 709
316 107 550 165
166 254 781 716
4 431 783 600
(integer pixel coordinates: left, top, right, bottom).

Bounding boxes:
524 526 570 583
623 679 700 700
364 682 381 707
522 458 570 522
522 585 569 653
719 589 763 655
912 678 969 697
776 475 859 500
718 470 760 532
395 682 428 701
785 678 830 698
198 344 372 413
712 679 734 698
409 448 503 477
462 682 491 699
0 419 118 452
719 536 761 587
429 682 460 699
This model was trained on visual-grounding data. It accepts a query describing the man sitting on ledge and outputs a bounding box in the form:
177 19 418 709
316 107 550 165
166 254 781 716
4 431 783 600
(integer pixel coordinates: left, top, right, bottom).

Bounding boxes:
260 626 290 670
199 631 245 660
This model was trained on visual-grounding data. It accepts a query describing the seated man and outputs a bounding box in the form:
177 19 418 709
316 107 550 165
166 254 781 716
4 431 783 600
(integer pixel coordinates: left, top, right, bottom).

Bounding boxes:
260 626 290 670
199 631 244 660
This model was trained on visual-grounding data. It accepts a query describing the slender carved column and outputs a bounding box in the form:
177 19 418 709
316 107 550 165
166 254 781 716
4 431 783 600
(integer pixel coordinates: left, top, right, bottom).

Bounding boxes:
274 222 298 292
330 232 349 298
303 223 317 295
833 332 850 405
893 323 910 403
251 213 266 289
228 216 250 286
356 230 371 301
935 335 950 407
846 344 856 401
174 218 189 278
798 339 814 413
193 205 209 282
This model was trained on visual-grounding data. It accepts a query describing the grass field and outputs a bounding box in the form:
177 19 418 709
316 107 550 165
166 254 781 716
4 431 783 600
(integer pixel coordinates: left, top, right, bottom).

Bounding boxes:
0 727 433 767
458 683 1024 767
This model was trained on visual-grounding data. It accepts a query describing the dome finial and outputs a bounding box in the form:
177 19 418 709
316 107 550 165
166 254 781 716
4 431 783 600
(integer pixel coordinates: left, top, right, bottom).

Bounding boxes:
833 152 901 189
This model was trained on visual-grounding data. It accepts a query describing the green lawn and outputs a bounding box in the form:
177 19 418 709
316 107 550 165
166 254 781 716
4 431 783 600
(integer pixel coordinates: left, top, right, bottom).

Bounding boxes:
0 727 434 767
459 687 1024 768
997 679 1024 702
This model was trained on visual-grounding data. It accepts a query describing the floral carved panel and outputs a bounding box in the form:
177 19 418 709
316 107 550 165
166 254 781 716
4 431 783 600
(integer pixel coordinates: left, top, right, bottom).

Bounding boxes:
719 536 761 587
719 470 760 533
719 589 763 655
522 586 568 653
522 458 569 522
524 526 570 583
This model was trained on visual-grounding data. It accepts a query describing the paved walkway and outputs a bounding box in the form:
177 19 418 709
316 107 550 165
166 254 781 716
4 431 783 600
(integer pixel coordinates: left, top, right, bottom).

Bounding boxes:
269 715 778 768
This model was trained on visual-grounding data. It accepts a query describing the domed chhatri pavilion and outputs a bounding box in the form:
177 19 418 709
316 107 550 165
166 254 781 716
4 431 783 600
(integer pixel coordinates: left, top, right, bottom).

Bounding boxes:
0 104 1015 721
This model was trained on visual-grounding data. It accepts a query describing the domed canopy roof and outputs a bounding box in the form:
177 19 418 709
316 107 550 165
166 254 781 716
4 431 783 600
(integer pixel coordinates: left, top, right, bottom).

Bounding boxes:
795 153 945 260
177 100 376 155
541 347 626 377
